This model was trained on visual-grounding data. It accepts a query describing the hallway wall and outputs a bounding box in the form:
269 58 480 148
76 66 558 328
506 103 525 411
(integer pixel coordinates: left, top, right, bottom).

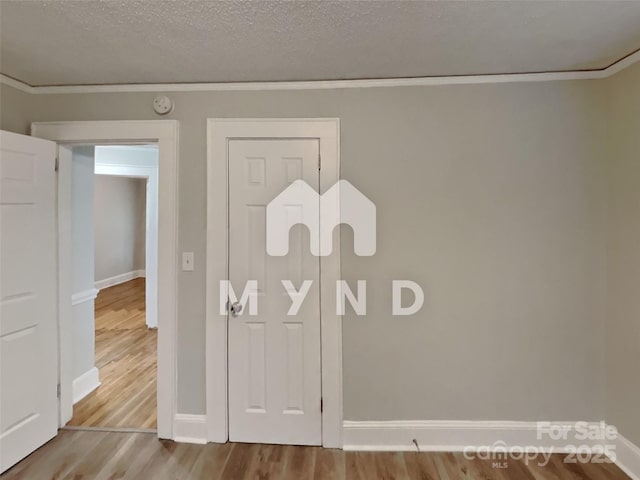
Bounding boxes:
94 175 146 283
70 146 99 400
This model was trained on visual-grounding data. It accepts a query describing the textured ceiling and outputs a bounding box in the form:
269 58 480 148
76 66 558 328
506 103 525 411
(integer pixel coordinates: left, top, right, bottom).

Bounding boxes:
1 0 640 86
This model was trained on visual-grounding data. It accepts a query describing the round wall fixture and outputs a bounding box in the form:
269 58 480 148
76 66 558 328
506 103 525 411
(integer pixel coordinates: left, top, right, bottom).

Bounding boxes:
153 95 173 115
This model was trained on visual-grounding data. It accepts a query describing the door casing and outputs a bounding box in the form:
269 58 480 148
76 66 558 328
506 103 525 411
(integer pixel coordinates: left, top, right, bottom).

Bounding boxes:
206 118 343 448
31 120 178 440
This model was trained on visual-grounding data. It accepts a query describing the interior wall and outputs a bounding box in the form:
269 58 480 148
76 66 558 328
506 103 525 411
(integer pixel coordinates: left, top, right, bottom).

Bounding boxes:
0 83 34 134
71 146 97 380
605 61 640 445
0 78 610 423
135 179 146 272
94 175 146 282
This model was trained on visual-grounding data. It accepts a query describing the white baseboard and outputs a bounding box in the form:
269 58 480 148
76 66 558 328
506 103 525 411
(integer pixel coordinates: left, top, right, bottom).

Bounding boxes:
72 367 100 404
174 414 207 444
71 288 99 306
343 420 640 478
614 433 640 480
343 420 613 452
175 416 638 476
95 270 145 290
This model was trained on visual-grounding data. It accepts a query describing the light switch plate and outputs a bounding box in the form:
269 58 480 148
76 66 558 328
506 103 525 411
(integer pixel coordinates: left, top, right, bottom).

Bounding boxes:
182 252 194 271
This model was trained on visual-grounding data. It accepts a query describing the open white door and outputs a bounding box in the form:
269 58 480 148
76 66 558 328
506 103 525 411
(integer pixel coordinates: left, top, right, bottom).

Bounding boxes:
227 139 322 445
0 130 58 472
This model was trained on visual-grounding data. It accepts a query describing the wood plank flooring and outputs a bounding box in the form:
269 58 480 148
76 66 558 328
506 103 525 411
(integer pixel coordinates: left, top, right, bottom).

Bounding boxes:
1 430 630 479
67 278 157 429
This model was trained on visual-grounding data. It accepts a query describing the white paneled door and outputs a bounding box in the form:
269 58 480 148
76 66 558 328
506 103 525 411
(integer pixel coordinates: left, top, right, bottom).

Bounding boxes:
0 131 58 472
227 139 322 445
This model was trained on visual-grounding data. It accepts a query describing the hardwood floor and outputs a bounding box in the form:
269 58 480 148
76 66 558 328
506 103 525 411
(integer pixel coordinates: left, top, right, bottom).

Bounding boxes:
1 430 630 479
67 278 157 429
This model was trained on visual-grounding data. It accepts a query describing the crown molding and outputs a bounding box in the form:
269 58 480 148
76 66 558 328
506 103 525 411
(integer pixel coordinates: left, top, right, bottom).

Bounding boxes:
601 48 640 77
0 74 33 93
2 49 639 94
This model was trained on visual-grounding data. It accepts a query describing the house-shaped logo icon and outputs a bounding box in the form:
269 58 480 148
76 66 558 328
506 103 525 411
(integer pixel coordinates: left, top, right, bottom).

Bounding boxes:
266 180 376 256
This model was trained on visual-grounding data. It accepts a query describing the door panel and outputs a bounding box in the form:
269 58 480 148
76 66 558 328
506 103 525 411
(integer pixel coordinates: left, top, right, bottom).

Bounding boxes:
228 139 321 445
0 130 58 472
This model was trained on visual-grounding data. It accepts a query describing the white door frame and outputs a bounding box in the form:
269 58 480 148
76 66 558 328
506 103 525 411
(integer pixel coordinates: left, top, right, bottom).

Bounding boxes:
206 118 343 448
31 120 178 439
94 154 159 329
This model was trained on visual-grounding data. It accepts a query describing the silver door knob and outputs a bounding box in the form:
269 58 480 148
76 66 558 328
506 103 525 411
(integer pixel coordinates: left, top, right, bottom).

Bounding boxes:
229 301 243 317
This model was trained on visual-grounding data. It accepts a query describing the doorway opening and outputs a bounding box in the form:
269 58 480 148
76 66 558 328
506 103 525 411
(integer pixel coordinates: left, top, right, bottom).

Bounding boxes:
63 145 159 430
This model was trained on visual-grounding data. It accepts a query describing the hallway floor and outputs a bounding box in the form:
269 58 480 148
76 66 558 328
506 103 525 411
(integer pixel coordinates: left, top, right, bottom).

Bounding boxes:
67 278 156 429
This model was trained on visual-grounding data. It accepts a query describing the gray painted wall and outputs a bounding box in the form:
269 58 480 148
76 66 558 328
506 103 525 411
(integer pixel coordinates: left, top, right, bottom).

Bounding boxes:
0 83 34 134
71 146 96 380
0 74 628 429
94 175 146 282
606 61 640 445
